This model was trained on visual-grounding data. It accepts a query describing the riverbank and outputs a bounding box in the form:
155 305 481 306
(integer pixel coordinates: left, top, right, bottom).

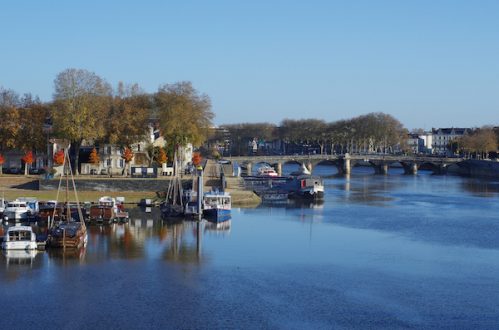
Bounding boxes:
451 159 499 179
0 175 261 207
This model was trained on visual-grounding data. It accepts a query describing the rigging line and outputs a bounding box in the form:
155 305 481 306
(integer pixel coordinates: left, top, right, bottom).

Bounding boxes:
67 149 85 230
51 150 66 228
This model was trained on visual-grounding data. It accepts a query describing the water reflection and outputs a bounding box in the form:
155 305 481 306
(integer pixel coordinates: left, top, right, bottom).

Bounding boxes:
461 179 499 197
2 250 39 267
334 175 396 206
0 208 234 268
46 246 87 264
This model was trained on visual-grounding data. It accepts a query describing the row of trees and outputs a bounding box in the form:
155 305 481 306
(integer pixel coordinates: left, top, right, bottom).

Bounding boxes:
458 127 498 159
0 68 214 173
217 113 409 156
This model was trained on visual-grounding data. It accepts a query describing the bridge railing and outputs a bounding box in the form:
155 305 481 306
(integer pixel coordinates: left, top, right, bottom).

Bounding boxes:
227 154 463 163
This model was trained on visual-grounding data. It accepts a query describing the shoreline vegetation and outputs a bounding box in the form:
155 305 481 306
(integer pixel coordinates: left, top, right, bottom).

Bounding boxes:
0 68 497 181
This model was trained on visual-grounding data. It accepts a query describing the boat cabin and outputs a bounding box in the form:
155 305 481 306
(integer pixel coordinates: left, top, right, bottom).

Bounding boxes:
203 192 232 211
2 225 37 250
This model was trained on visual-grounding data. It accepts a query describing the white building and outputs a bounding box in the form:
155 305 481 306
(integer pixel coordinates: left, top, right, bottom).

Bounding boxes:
432 128 469 155
407 133 424 154
79 126 194 175
419 131 433 154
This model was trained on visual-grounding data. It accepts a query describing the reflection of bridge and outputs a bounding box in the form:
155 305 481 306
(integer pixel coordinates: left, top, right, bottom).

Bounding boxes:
228 154 464 175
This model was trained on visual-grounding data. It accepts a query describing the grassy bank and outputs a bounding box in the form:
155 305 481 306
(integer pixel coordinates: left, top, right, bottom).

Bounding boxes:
0 189 159 205
0 175 261 207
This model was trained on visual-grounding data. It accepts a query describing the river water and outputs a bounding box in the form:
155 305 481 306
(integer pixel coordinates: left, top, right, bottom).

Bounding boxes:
1 166 499 329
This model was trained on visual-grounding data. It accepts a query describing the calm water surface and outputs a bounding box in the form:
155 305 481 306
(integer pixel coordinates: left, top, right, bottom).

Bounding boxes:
2 166 499 329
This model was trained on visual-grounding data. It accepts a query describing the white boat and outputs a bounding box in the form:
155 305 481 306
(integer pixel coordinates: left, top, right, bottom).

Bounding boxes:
257 165 279 177
3 200 31 221
0 197 5 216
17 197 39 214
202 191 231 222
2 224 38 250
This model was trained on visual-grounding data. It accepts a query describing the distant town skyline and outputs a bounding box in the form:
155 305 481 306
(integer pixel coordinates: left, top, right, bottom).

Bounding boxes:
1 0 498 130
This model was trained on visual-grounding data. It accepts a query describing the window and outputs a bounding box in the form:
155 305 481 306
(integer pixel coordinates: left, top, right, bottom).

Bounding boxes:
119 159 124 168
107 159 111 167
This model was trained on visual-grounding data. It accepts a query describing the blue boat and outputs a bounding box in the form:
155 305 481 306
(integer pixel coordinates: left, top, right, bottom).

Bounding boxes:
202 191 231 222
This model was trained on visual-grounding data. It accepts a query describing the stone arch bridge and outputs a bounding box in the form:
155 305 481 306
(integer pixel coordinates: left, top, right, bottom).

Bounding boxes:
227 154 464 176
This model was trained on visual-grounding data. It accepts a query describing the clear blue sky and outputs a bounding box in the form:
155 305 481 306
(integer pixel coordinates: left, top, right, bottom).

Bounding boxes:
1 0 498 129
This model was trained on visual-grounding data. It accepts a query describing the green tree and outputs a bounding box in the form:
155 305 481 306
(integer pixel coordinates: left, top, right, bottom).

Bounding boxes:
52 68 111 174
106 82 151 147
155 82 213 150
0 87 21 151
17 94 50 153
222 123 277 155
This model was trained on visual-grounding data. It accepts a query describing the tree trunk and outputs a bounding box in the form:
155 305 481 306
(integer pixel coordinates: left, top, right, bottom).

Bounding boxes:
122 162 128 177
72 141 81 175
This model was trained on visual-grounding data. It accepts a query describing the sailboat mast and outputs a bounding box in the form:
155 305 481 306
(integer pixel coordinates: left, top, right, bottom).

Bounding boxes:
65 149 70 221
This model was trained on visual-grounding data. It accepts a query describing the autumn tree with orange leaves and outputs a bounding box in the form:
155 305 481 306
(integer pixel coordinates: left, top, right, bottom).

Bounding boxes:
156 148 168 164
89 148 100 164
53 150 65 166
192 152 202 166
22 151 34 175
88 147 100 174
121 147 134 176
0 154 4 175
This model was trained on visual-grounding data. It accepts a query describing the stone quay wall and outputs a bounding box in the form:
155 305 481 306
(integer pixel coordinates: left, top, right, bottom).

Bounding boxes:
38 178 190 192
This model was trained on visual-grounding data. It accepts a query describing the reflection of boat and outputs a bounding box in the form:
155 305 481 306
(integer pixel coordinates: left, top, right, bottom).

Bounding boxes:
203 191 231 222
3 249 38 259
3 249 38 267
204 219 231 233
257 165 278 177
260 191 288 203
2 224 38 250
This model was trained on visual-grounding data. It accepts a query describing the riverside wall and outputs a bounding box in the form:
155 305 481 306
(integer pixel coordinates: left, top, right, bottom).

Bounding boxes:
449 160 499 179
38 178 190 192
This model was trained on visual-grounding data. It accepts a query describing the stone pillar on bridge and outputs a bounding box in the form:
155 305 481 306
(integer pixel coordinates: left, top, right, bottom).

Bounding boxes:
401 162 418 175
246 162 252 176
435 164 448 175
337 155 351 175
276 162 282 176
306 162 313 174
374 163 389 175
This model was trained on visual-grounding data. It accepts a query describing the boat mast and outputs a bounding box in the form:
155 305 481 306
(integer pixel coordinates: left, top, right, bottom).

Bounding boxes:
66 149 70 221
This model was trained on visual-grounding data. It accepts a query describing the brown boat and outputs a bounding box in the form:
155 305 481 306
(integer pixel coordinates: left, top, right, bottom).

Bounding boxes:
47 146 88 249
89 205 116 223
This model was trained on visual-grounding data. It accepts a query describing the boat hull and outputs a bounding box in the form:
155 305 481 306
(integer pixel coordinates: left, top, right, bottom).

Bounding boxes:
2 241 38 250
291 189 324 200
203 208 231 222
3 210 29 220
48 223 88 249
